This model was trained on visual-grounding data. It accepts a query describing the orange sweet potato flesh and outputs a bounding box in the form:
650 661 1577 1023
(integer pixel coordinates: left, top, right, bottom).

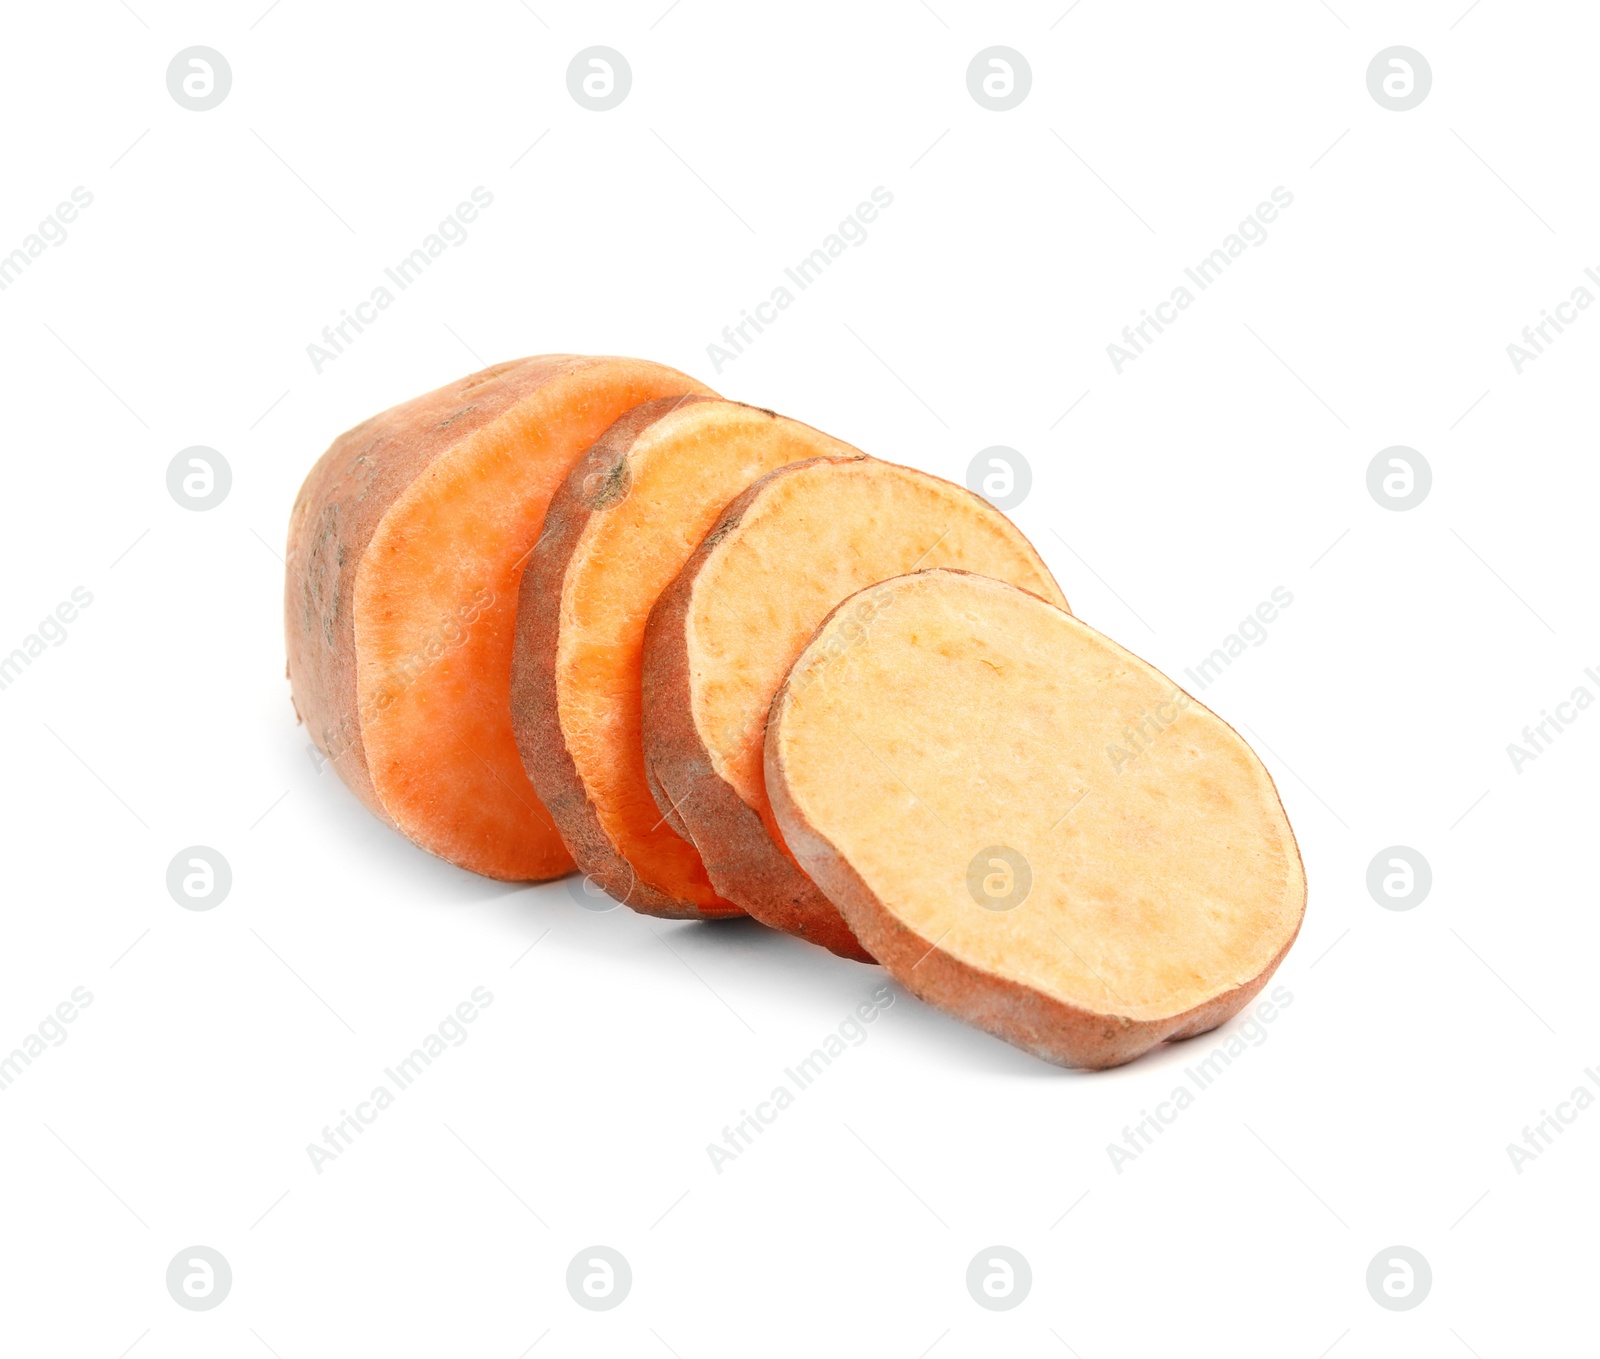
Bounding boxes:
641 456 1067 961
511 398 864 917
766 570 1307 1068
285 356 715 880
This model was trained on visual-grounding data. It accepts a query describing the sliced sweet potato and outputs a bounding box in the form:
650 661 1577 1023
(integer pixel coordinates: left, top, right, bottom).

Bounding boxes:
642 456 1067 961
285 355 715 880
512 399 863 917
765 569 1306 1068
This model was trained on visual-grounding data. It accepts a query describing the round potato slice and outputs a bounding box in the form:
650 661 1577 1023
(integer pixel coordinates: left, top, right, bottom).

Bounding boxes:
765 569 1306 1068
642 456 1067 961
512 398 864 918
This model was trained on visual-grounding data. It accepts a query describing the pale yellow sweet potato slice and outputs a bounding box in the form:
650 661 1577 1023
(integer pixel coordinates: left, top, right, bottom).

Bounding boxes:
765 569 1306 1068
512 398 864 917
642 456 1067 961
285 356 714 880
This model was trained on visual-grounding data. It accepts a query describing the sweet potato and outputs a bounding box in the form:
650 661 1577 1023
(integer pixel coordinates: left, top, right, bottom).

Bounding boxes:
765 569 1306 1068
642 456 1067 961
285 356 714 880
511 398 863 917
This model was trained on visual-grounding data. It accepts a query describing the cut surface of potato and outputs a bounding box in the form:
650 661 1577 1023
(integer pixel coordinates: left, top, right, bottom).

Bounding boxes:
765 569 1306 1067
286 355 714 880
512 398 863 917
642 456 1067 960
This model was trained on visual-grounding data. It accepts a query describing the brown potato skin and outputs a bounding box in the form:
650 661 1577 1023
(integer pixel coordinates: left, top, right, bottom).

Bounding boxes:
511 394 734 918
642 462 876 962
763 574 1307 1069
286 355 581 829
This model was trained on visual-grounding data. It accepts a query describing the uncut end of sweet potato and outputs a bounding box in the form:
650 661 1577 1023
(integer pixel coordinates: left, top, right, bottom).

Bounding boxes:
287 356 713 883
287 358 567 830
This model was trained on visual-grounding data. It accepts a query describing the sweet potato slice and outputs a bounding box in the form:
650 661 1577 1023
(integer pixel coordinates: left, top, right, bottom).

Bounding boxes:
642 457 1067 961
512 399 864 917
285 355 715 880
765 569 1306 1068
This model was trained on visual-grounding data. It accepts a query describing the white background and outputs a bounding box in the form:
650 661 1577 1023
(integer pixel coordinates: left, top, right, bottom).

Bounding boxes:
1 1 1594 1354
